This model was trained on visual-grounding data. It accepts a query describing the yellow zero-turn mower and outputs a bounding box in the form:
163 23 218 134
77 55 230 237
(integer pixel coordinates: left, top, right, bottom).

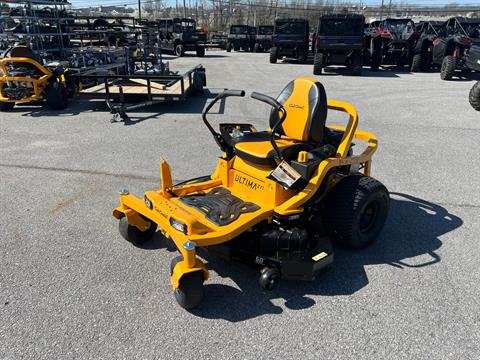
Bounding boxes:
0 46 71 111
112 77 390 309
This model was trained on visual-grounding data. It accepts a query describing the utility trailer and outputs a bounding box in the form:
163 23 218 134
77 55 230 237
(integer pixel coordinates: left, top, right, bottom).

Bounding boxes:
73 65 206 122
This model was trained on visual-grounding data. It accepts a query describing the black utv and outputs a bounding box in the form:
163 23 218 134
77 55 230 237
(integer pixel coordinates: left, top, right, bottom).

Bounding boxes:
226 25 255 52
158 18 206 57
313 13 365 76
370 18 418 71
270 18 310 64
432 17 480 80
254 25 274 52
410 21 442 72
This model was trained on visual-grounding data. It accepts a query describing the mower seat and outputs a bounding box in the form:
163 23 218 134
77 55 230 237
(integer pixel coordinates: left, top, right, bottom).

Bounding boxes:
235 78 328 167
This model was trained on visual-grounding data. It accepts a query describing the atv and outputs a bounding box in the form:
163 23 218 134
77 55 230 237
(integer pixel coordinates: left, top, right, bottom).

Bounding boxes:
432 17 480 80
0 45 72 111
370 18 418 71
410 21 442 72
254 25 274 52
157 17 207 57
270 18 310 64
226 25 255 52
112 77 390 309
313 13 365 76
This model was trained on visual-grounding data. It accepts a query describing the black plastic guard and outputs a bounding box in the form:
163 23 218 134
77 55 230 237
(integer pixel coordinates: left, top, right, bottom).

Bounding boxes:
179 187 260 226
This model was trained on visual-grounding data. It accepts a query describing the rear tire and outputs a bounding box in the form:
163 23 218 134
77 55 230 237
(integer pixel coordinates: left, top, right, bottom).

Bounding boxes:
313 52 324 75
370 49 381 71
0 101 15 111
196 46 205 57
469 81 480 111
270 47 277 63
440 55 455 80
45 82 68 110
174 271 204 310
175 44 185 57
410 53 422 72
119 216 157 246
254 43 260 53
352 51 363 76
226 42 232 52
324 175 390 249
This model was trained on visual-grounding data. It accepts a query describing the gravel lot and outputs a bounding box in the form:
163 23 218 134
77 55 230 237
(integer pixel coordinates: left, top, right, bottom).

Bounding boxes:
1 51 479 359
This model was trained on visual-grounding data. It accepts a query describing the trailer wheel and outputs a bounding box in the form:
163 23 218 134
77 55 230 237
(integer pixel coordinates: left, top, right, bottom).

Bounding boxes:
440 55 455 80
175 44 185 57
118 216 157 246
270 47 278 63
352 51 363 76
45 82 68 110
196 46 205 57
174 271 204 310
324 175 390 249
469 81 480 111
0 101 15 111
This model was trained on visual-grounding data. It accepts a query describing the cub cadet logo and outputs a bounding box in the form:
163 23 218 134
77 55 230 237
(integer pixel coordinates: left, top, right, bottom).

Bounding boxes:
289 103 304 110
234 175 264 191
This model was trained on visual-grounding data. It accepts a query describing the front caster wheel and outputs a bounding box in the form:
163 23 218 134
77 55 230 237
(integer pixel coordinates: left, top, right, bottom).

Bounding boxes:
174 271 204 310
259 267 280 291
118 216 157 245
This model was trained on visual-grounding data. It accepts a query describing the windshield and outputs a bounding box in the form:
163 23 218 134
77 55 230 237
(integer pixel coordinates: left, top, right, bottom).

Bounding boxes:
383 19 415 34
258 26 273 35
319 18 364 36
230 26 249 35
275 21 306 35
174 19 196 31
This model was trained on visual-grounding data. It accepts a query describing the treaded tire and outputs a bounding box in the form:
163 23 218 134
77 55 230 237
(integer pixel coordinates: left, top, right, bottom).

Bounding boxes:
174 271 204 310
469 81 480 111
410 53 422 72
175 44 185 57
352 51 362 76
0 101 15 111
313 52 324 75
420 51 432 72
196 46 205 57
270 47 277 63
370 49 381 71
226 42 232 52
324 175 390 249
45 82 68 110
440 55 455 80
119 216 157 245
254 43 260 53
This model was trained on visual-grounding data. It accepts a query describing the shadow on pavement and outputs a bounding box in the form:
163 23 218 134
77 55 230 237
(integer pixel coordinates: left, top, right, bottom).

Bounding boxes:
187 192 463 322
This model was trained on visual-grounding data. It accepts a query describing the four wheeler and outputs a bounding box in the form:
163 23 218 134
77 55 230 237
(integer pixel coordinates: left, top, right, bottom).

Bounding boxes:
254 25 274 52
410 21 442 72
0 45 72 111
157 18 207 57
112 77 390 309
313 13 365 76
270 18 310 64
432 17 480 80
226 25 255 52
370 18 418 71
470 81 480 111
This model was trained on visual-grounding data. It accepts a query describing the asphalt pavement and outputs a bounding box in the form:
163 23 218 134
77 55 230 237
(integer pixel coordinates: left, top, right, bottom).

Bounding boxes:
1 51 479 359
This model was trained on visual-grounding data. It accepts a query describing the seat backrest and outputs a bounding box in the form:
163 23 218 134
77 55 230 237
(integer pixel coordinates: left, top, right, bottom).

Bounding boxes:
9 45 38 61
269 78 328 143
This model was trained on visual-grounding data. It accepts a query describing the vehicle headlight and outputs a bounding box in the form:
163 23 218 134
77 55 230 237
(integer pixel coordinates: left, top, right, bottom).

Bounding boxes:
170 217 188 234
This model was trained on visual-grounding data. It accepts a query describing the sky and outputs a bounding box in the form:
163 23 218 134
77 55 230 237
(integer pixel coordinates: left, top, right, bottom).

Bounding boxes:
69 0 480 9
